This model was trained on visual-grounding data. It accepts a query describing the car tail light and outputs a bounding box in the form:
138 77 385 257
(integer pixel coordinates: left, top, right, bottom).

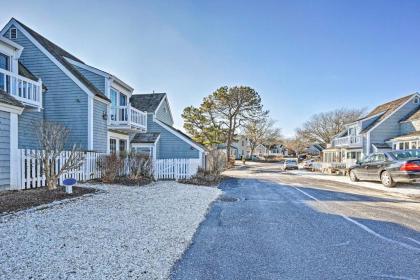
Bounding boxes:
400 162 420 171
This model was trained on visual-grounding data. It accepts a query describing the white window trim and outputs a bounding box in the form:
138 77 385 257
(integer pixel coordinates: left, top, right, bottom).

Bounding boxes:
10 28 17 39
107 131 129 154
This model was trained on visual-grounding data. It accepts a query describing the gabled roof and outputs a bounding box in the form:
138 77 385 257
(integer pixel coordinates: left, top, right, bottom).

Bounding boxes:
155 119 207 152
131 132 160 143
7 18 109 101
400 106 420 122
0 90 24 108
360 93 416 133
130 93 166 113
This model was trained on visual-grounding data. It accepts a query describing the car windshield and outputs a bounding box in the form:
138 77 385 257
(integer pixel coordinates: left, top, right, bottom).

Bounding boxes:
286 160 297 164
389 150 420 160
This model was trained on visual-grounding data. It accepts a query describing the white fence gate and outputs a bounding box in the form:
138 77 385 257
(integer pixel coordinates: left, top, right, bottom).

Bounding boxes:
154 158 200 180
17 149 105 190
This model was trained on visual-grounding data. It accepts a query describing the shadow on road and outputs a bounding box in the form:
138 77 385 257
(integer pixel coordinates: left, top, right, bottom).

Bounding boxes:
172 177 420 279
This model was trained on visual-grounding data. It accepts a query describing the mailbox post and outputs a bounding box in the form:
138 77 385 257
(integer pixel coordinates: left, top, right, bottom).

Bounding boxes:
62 178 77 194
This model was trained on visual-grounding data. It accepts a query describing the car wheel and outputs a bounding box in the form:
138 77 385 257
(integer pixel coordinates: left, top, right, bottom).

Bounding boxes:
349 170 359 182
381 171 397 188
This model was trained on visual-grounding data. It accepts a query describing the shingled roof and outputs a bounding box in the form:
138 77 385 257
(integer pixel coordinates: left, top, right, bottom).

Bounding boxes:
0 90 24 108
360 93 416 133
11 18 108 101
400 106 420 122
131 132 160 143
130 93 166 113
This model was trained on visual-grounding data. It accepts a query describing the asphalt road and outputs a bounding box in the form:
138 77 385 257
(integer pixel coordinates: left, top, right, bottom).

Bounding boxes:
171 162 420 280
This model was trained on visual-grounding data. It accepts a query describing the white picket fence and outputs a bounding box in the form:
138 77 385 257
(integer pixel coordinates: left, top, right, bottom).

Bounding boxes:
17 149 105 190
15 149 201 189
154 158 201 180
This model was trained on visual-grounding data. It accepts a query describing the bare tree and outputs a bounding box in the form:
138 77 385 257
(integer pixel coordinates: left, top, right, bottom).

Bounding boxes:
244 118 282 157
284 136 309 156
296 108 366 145
263 126 283 151
34 121 85 190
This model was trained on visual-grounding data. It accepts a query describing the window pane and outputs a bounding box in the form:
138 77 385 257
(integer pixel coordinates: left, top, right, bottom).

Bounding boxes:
405 142 410 149
399 143 404 150
135 147 151 156
110 89 118 105
120 94 127 106
0 53 9 70
110 139 117 154
411 142 417 149
119 140 126 153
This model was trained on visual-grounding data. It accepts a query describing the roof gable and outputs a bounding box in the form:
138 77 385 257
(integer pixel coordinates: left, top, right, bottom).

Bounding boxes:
130 93 166 112
360 93 417 133
1 18 109 102
400 106 420 122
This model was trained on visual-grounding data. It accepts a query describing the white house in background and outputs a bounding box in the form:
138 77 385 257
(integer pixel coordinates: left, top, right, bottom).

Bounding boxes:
323 93 420 167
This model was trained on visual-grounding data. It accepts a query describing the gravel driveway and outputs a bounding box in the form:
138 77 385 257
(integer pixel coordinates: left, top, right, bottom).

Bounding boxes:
0 182 221 280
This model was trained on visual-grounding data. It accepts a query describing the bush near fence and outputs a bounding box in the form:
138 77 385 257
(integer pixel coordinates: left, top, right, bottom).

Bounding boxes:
15 149 202 189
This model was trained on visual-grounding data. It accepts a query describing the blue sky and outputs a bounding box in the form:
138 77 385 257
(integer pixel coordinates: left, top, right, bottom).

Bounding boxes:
3 0 420 136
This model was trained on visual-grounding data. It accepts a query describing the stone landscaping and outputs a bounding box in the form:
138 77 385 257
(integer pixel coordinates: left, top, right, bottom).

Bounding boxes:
0 182 221 280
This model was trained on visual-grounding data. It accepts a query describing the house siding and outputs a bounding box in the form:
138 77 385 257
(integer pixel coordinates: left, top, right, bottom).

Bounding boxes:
5 25 89 150
400 120 420 135
93 100 108 152
73 65 106 95
146 114 199 159
361 115 380 131
0 111 10 190
18 110 43 149
370 98 419 146
155 99 174 126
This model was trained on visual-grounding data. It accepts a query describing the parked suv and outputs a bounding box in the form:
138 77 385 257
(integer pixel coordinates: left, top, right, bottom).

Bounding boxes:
348 150 420 187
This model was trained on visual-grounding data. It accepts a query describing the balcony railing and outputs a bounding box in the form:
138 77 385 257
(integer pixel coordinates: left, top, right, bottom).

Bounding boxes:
109 105 147 131
0 68 42 108
332 135 362 147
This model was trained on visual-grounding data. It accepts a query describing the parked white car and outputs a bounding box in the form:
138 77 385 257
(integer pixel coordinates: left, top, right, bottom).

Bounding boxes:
281 159 299 170
302 159 315 169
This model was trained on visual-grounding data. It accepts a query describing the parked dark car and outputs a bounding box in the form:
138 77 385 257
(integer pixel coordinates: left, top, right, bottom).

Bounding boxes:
348 150 420 187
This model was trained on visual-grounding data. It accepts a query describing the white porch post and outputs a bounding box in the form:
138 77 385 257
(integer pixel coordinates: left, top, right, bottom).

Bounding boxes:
9 112 19 189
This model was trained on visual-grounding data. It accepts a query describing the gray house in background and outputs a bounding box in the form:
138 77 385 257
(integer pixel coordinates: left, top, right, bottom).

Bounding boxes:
130 93 207 164
323 93 420 167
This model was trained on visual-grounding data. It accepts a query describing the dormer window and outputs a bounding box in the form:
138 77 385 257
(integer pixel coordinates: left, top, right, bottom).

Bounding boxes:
10 28 17 39
414 96 419 104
